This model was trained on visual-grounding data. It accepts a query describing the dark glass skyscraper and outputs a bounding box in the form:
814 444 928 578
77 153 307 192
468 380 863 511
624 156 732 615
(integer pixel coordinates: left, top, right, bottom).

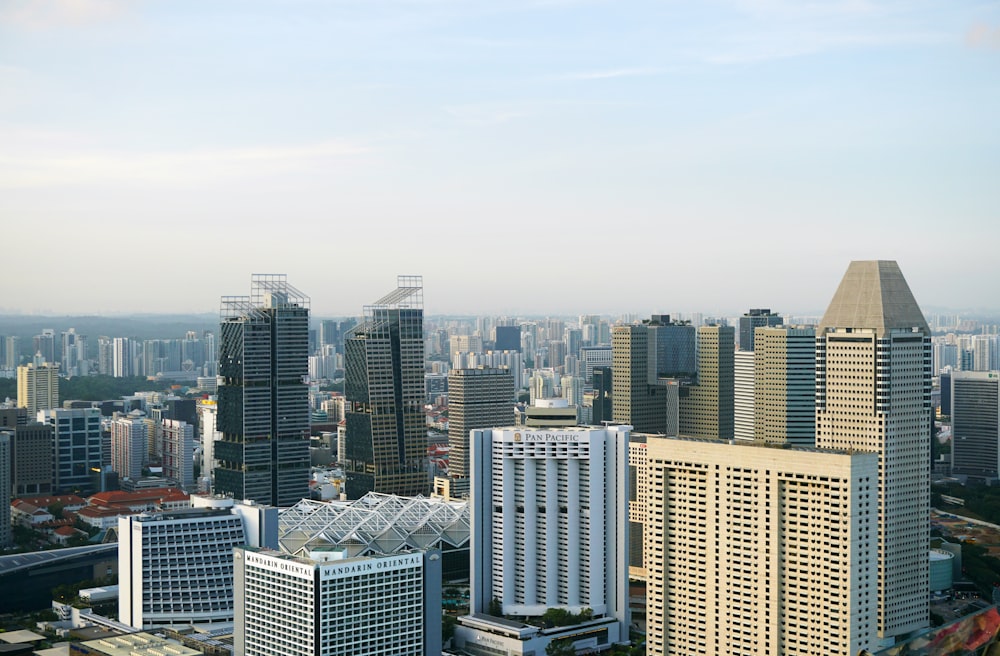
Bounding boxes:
344 276 428 498
215 275 310 507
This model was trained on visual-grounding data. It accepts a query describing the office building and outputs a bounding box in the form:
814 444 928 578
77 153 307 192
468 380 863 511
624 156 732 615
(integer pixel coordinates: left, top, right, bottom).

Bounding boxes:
643 436 878 656
591 366 613 425
581 345 612 384
738 308 783 351
162 419 195 490
233 546 441 656
458 425 629 654
733 350 755 441
33 329 55 365
753 326 815 446
495 325 521 352
678 325 735 440
447 368 514 480
11 422 54 496
646 315 697 378
344 276 428 498
119 497 278 629
815 260 931 641
950 371 999 480
4 335 21 369
111 412 148 482
17 359 59 417
0 432 9 547
39 407 102 493
612 325 669 433
216 275 311 507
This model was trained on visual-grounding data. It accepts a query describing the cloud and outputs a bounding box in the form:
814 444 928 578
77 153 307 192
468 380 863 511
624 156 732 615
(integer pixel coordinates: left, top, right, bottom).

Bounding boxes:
561 67 662 80
0 0 130 28
967 24 1000 50
0 137 372 189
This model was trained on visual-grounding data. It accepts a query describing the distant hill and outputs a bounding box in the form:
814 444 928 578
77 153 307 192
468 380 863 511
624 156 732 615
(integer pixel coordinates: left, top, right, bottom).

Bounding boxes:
0 314 219 341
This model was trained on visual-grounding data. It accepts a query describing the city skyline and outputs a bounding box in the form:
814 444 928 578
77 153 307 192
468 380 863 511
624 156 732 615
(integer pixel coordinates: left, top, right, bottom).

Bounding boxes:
2 1 999 316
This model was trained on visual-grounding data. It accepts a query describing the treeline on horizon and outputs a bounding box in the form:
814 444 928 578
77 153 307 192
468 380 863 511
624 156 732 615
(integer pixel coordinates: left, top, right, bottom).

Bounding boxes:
0 376 173 404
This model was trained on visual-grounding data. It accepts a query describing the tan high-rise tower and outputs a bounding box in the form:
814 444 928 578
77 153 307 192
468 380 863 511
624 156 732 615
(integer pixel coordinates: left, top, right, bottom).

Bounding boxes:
16 359 59 418
678 325 734 440
815 260 931 640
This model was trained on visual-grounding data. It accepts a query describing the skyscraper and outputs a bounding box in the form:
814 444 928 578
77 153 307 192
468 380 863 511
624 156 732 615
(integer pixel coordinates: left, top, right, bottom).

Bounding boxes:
161 419 195 490
678 325 735 440
40 407 102 493
111 412 148 482
344 276 427 498
815 260 931 641
456 425 630 654
0 433 10 547
215 275 311 507
16 358 59 418
738 308 783 351
950 371 999 480
642 436 878 656
753 325 815 446
447 368 514 480
612 324 669 434
11 422 54 496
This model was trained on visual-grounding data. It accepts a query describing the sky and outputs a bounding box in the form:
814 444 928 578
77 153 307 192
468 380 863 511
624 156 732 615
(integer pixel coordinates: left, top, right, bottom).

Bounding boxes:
1 0 998 318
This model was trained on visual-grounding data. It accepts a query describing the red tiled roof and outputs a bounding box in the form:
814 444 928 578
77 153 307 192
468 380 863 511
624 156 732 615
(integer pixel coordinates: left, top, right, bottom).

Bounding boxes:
17 494 86 508
88 488 189 507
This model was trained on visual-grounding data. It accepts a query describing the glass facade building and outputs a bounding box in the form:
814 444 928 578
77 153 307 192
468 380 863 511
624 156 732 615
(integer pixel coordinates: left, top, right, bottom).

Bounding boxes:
215 275 310 507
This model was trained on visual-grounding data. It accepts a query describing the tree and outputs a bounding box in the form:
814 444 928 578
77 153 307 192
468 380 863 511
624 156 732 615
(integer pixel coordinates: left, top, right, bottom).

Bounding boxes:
442 615 457 642
488 597 503 617
546 639 576 656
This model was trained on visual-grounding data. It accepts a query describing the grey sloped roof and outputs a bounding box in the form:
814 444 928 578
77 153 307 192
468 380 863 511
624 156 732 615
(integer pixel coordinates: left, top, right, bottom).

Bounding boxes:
819 260 929 337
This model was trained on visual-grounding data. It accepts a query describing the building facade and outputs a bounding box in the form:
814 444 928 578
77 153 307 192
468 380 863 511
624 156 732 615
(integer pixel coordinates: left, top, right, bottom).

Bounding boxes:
215 275 311 507
950 371 1000 480
447 368 514 480
815 260 931 641
161 419 195 490
612 325 668 434
111 413 148 482
40 407 103 493
738 308 783 351
344 276 428 498
642 436 878 656
118 498 278 629
678 325 735 440
0 433 10 547
11 422 54 496
233 547 441 656
753 325 815 446
468 425 629 627
17 359 59 418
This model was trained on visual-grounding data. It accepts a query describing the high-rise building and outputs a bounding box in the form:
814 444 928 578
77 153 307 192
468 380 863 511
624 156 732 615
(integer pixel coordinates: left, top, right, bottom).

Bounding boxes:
642 436 878 656
733 350 755 441
738 308 783 351
678 325 735 440
4 335 21 369
950 371 999 480
646 315 697 378
11 422 54 496
215 275 311 507
344 276 427 498
447 368 514 480
119 497 278 629
815 260 931 641
753 326 815 446
495 325 521 352
233 546 442 656
612 325 669 434
111 412 148 482
0 432 10 547
33 329 55 365
39 407 102 493
16 358 59 418
162 419 195 490
457 425 630 655
591 366 613 425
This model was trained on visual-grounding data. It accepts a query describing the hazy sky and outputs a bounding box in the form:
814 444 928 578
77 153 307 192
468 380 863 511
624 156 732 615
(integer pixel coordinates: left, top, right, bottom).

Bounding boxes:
2 0 998 318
